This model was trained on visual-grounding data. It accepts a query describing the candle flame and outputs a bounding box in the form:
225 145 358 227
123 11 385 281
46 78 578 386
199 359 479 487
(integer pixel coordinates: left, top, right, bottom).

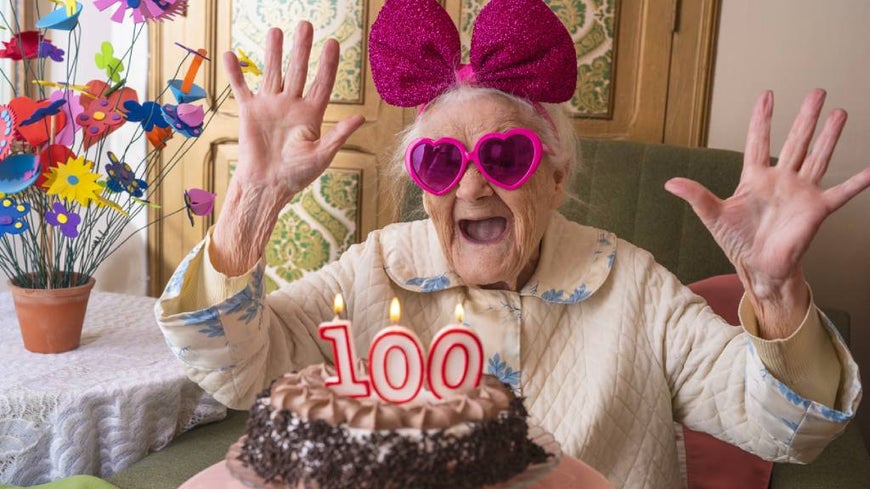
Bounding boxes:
333 294 344 316
455 303 465 323
389 297 401 324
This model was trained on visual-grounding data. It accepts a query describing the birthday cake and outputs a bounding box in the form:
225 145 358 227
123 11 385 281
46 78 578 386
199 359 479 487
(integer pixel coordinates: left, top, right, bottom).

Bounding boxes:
233 363 549 489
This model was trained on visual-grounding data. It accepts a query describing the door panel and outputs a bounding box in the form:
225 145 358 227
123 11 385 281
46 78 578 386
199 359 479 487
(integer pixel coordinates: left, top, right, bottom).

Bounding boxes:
147 0 718 295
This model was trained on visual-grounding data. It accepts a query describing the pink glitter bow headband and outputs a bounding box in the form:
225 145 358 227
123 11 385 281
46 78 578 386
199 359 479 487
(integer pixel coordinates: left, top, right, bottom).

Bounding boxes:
368 0 578 108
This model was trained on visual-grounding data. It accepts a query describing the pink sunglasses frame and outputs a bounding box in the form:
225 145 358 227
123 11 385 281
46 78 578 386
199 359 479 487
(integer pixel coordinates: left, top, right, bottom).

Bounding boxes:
405 127 546 196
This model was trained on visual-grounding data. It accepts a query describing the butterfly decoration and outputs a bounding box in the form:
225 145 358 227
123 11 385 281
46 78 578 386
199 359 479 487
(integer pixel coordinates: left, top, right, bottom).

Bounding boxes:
105 151 148 198
94 41 125 83
20 99 66 127
183 188 215 226
236 49 262 76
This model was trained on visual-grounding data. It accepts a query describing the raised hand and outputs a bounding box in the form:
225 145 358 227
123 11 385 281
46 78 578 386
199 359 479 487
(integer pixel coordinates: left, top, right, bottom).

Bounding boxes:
665 90 870 337
223 23 365 198
212 22 365 275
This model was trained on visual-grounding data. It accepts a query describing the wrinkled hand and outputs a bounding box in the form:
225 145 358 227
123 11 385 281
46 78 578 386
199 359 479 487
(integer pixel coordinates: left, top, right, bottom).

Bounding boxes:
665 90 870 334
223 23 365 199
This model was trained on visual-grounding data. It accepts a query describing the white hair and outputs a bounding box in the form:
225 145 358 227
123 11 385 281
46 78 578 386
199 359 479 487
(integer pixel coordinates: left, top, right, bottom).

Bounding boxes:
381 85 580 220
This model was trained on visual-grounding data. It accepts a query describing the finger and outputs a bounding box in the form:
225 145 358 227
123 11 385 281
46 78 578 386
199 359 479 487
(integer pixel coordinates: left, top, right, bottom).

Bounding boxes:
778 89 825 172
319 115 366 154
305 38 340 108
284 21 314 98
664 177 722 224
800 109 847 183
824 166 870 212
261 28 285 93
742 91 773 178
222 51 252 101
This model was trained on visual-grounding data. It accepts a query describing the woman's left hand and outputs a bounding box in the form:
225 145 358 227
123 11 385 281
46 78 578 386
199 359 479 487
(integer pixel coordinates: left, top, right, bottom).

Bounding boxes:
665 89 870 338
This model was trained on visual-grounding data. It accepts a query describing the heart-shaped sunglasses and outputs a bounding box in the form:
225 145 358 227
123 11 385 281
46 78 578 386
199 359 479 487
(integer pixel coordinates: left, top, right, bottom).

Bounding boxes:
405 128 548 196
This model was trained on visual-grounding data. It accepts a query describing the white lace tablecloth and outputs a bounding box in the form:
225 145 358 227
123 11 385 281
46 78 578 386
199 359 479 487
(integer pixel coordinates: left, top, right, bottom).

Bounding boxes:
0 291 227 486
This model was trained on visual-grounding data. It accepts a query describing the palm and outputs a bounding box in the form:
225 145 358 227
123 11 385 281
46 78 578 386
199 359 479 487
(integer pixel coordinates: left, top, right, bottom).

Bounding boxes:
667 90 870 287
224 24 364 197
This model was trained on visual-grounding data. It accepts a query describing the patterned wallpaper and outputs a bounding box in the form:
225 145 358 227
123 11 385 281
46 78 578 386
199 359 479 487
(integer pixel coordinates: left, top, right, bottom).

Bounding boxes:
231 0 365 103
460 0 616 118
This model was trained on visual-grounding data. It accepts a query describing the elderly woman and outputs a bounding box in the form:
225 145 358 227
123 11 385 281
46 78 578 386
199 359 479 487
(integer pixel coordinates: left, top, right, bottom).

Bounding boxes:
156 0 867 487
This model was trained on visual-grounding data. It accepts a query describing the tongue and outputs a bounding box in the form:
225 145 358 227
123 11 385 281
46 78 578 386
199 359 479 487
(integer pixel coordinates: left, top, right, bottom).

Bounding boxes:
463 217 506 242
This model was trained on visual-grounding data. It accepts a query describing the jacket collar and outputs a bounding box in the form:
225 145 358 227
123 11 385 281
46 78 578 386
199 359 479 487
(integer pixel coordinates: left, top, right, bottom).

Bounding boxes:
382 213 616 304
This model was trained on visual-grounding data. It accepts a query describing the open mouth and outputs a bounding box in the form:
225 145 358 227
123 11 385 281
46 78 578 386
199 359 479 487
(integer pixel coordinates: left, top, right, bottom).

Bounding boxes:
458 217 508 244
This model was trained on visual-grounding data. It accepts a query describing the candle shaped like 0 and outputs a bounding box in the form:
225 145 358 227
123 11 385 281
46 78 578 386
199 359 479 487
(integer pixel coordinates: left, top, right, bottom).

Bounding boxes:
367 298 426 404
317 294 370 398
427 303 484 399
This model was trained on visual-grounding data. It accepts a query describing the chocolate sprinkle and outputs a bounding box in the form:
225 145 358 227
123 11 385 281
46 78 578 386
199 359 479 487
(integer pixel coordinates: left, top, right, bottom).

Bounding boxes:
238 383 548 488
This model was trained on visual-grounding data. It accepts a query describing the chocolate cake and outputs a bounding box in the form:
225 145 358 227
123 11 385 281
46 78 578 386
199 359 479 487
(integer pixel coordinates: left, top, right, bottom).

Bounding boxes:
234 364 550 489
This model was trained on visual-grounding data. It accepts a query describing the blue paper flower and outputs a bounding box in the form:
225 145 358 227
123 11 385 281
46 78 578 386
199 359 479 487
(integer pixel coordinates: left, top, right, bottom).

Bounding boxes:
0 197 29 236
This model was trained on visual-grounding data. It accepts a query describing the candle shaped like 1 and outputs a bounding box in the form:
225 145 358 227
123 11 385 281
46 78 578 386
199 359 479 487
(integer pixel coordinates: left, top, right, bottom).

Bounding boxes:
318 294 370 398
427 303 484 399
367 298 426 404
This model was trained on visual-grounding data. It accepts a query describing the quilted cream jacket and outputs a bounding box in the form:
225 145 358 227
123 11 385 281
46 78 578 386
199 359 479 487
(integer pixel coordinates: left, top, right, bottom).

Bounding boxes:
156 213 861 489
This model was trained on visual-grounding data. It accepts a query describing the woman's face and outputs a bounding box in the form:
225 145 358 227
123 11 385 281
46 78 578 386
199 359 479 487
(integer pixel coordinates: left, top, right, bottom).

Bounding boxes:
416 95 565 290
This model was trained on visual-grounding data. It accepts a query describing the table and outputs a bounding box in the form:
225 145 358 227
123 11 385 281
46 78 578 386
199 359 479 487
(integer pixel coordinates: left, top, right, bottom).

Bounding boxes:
179 456 614 489
0 291 226 486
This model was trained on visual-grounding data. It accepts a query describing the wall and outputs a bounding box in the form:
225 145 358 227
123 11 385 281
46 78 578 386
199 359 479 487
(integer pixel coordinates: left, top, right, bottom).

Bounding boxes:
707 0 870 441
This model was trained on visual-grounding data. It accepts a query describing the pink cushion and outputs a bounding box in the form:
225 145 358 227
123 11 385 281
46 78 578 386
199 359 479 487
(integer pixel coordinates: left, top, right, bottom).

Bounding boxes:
683 274 773 489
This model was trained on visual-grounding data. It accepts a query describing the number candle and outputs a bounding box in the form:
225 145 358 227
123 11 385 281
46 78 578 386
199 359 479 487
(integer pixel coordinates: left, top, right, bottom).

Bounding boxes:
318 294 370 398
427 303 483 399
368 298 426 404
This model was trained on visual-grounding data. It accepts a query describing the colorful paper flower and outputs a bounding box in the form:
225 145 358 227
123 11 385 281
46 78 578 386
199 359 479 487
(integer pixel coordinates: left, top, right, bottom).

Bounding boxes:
123 100 168 131
0 196 30 236
93 0 188 23
45 201 81 238
161 103 203 138
35 1 83 31
37 145 76 189
184 188 215 226
43 155 103 206
94 41 124 82
236 49 262 76
0 153 41 194
77 98 126 148
0 31 42 60
0 106 16 160
105 151 147 198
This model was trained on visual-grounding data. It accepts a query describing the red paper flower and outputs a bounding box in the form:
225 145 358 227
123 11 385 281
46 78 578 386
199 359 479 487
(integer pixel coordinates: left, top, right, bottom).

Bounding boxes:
76 80 138 149
0 31 42 60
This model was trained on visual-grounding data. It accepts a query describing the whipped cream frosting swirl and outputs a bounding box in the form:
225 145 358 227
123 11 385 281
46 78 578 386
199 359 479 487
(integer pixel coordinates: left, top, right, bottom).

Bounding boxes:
269 364 513 430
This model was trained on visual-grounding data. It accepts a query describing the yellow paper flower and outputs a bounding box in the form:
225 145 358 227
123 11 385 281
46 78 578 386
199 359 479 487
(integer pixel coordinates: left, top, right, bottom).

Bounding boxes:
44 155 103 207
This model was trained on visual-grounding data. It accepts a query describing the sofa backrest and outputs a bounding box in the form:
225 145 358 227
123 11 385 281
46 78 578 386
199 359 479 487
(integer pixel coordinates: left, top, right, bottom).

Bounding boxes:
400 138 745 285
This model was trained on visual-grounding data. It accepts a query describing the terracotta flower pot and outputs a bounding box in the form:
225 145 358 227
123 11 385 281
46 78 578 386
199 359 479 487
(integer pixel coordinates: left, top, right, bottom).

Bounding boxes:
8 275 96 354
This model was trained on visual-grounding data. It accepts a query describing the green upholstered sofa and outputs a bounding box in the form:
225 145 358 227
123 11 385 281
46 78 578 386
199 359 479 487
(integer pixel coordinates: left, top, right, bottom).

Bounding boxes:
108 139 869 489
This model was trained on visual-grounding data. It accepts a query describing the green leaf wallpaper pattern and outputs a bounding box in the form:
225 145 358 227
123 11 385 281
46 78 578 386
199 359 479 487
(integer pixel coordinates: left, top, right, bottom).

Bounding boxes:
231 0 364 102
229 163 360 293
459 0 615 117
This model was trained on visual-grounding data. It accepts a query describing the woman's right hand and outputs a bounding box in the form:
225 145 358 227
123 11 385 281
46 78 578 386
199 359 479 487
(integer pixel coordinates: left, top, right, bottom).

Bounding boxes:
211 22 364 276
223 22 365 201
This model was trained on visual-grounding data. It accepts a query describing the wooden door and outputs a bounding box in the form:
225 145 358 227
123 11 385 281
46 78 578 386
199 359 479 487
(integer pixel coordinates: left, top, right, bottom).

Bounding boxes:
147 0 719 295
147 0 403 295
